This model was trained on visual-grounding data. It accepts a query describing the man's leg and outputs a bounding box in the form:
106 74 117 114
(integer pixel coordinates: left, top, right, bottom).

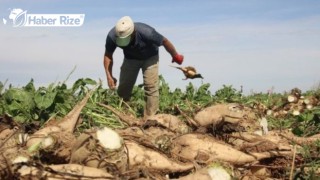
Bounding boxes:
117 59 142 101
142 55 159 117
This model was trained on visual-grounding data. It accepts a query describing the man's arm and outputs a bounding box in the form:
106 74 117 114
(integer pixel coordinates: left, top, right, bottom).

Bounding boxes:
104 50 117 89
162 38 184 65
162 38 178 56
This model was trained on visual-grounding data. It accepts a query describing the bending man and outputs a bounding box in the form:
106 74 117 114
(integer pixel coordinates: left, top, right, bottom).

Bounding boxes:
104 16 184 117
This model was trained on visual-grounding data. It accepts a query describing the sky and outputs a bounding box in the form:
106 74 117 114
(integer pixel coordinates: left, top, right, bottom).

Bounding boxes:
0 0 320 94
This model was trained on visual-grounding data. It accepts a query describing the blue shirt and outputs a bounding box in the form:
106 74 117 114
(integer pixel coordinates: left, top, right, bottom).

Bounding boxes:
105 22 164 60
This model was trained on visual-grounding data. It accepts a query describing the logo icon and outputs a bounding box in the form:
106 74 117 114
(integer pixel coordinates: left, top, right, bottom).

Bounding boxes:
3 8 85 27
8 8 27 27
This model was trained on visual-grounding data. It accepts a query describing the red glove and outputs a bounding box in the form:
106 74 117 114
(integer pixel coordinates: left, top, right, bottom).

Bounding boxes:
172 54 184 65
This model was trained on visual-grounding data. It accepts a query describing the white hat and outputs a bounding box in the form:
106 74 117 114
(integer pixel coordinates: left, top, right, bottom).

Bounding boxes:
115 16 134 47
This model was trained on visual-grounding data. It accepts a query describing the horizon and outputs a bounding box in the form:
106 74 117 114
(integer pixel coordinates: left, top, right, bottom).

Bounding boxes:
1 0 320 95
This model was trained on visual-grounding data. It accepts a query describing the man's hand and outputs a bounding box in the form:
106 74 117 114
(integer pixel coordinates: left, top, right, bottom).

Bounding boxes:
107 77 117 90
172 54 184 65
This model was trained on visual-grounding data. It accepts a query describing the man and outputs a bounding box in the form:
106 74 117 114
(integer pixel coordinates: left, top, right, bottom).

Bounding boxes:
103 16 184 117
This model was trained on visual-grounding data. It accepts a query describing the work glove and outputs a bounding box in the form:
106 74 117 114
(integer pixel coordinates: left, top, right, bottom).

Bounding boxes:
172 54 184 65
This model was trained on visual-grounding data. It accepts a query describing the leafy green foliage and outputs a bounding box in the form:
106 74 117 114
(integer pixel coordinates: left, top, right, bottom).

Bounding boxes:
3 87 35 122
158 76 213 114
1 76 320 138
0 78 97 123
214 85 242 103
292 110 320 136
1 76 320 178
0 81 4 94
34 85 57 110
